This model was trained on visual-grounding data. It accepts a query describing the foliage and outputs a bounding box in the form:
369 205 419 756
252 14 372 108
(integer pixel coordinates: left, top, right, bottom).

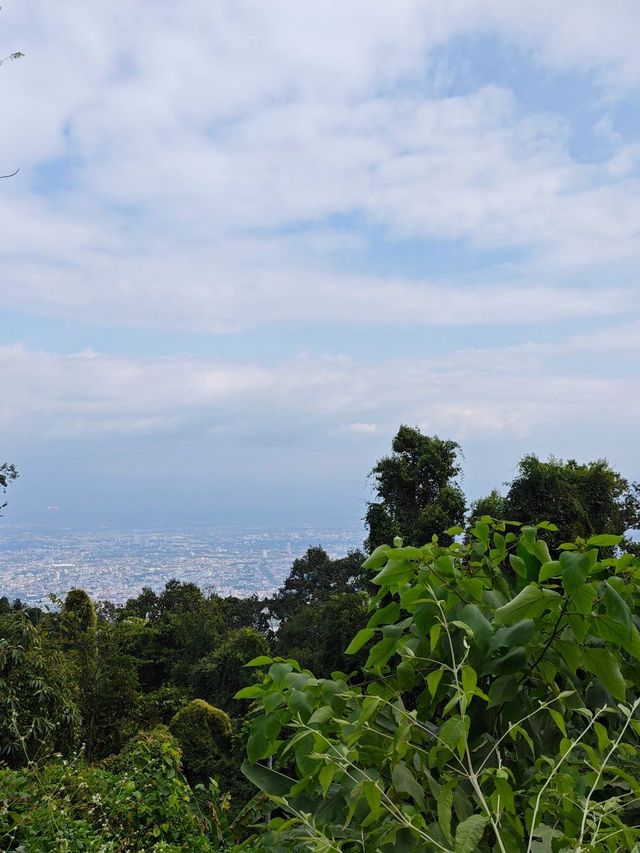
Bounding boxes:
365 426 465 551
192 627 271 716
63 588 98 636
0 611 79 767
474 455 640 547
241 521 640 851
274 592 368 678
169 700 232 787
270 547 368 622
0 728 222 851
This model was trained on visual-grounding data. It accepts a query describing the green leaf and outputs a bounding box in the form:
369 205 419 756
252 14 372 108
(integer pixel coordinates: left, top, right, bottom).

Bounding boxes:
308 705 333 726
241 761 298 802
571 582 597 615
583 647 626 701
487 674 517 708
603 581 632 640
487 646 527 676
533 539 552 565
490 619 535 652
391 762 425 807
454 814 489 853
463 577 484 602
509 554 527 578
538 561 561 582
234 684 264 699
319 763 335 796
461 665 477 696
437 780 455 844
367 601 401 628
439 717 466 754
587 534 622 547
560 551 590 594
362 545 391 569
246 713 282 763
427 668 444 697
345 628 375 655
288 689 313 720
372 558 414 586
245 655 273 667
547 708 567 737
494 584 561 625
365 636 397 669
458 604 493 653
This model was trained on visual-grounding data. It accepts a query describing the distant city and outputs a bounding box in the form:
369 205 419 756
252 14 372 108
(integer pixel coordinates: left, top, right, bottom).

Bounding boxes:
0 523 364 605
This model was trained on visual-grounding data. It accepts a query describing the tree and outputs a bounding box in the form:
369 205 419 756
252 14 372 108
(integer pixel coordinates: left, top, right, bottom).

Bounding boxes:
473 454 640 546
269 546 367 623
191 626 271 716
365 425 466 551
0 463 17 515
0 611 79 765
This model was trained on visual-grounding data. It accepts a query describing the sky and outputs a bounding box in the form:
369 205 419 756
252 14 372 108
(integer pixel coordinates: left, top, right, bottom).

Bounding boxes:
1 1 640 529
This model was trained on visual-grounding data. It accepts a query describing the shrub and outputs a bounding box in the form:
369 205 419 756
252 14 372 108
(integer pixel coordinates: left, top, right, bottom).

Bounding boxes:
169 700 232 787
241 521 640 851
0 727 217 851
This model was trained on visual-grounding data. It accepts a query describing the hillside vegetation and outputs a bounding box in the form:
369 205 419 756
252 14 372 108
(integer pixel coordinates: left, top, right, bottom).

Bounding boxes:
2 428 640 851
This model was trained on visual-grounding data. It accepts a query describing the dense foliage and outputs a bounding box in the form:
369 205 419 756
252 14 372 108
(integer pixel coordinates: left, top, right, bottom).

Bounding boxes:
3 433 640 850
365 426 466 552
241 522 640 851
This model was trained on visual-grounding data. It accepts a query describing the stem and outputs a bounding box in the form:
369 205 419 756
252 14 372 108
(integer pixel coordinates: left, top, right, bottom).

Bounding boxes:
576 698 640 852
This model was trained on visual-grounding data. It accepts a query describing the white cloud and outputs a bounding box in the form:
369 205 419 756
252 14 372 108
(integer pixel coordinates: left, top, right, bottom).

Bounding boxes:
1 340 637 444
1 2 640 334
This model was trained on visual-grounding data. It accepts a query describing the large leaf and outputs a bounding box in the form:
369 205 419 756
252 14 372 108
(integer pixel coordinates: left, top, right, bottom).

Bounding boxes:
241 761 296 797
455 814 489 853
345 628 375 655
583 647 626 701
560 551 590 594
458 604 493 653
490 619 535 652
372 558 414 586
391 762 425 808
587 534 622 548
494 584 561 625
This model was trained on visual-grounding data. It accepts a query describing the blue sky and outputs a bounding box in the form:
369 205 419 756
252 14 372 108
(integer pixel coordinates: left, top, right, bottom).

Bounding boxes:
2 1 640 529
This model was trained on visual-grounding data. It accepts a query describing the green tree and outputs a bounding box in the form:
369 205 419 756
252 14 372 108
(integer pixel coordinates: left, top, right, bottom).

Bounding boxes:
365 425 465 551
474 454 640 546
270 546 367 623
191 627 271 716
0 611 79 766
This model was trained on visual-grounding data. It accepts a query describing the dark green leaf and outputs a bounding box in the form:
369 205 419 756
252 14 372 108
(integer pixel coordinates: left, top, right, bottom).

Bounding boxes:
583 647 626 701
455 814 489 853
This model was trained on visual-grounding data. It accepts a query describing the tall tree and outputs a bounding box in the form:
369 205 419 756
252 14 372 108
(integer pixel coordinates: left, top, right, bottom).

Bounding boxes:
365 425 465 551
472 454 640 545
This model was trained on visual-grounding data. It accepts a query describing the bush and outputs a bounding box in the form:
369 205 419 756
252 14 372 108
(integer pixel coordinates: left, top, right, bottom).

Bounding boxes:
0 727 216 851
169 700 232 787
241 521 640 851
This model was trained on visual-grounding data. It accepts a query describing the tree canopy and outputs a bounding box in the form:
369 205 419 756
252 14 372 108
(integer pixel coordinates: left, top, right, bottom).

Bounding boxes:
365 425 466 551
